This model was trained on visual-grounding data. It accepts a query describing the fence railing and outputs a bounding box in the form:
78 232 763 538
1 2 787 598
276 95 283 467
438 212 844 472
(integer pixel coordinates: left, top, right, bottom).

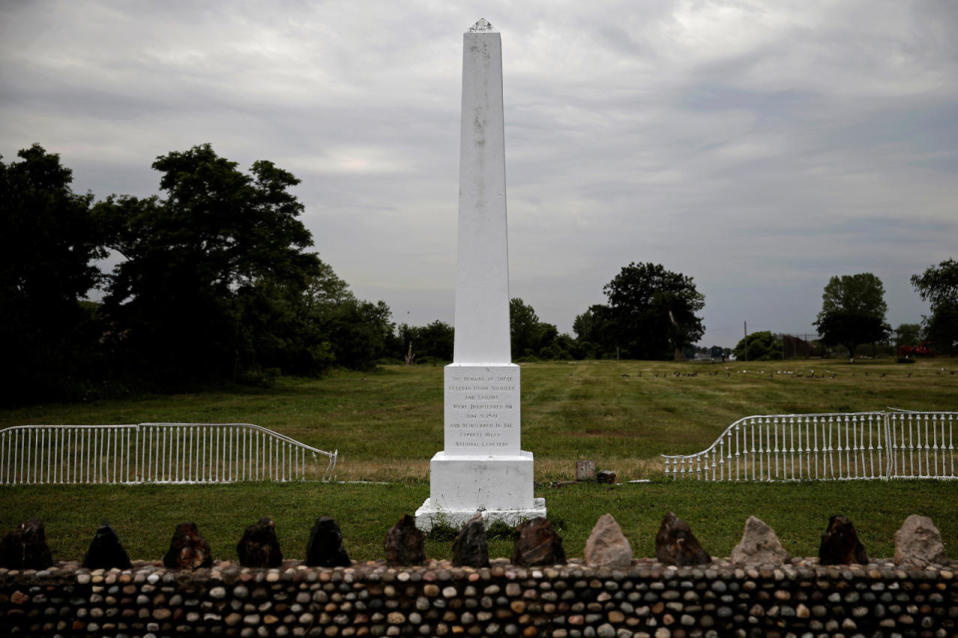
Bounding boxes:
662 410 956 481
0 423 337 485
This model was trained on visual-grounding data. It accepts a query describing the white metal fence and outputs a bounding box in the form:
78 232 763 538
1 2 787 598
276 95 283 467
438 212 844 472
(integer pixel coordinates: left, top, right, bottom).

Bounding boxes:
662 410 957 481
0 423 337 485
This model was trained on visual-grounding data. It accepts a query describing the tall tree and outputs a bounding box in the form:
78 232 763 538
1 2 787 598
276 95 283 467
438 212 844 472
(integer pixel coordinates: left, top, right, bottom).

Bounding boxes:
813 273 890 363
509 297 558 359
96 144 326 386
0 145 104 404
911 259 958 355
597 262 705 360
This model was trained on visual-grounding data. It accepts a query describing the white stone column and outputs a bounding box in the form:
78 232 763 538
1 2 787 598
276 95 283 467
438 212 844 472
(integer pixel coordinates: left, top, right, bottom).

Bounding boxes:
416 19 545 531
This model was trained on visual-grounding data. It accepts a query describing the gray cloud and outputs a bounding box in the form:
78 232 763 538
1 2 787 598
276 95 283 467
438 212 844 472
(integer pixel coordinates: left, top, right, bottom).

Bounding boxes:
2 0 956 347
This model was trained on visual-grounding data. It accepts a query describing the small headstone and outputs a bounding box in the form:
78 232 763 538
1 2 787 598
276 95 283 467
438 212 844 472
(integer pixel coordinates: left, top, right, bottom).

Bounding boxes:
584 513 632 570
82 523 132 570
163 522 213 570
0 518 53 569
655 512 710 566
596 470 616 484
819 515 868 565
237 518 283 568
452 513 490 568
730 516 789 567
511 517 566 567
305 516 351 567
576 460 596 481
894 514 946 568
384 515 425 566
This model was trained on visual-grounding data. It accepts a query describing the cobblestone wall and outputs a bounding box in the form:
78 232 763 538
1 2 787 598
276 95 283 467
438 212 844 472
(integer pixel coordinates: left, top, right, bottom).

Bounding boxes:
2 558 956 637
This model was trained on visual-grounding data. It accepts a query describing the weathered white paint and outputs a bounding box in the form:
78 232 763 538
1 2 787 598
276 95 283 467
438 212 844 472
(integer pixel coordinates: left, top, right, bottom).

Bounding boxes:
452 21 510 365
416 20 544 530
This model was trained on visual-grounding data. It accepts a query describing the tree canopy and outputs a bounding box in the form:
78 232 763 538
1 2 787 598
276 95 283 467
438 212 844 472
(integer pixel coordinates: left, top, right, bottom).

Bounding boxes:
813 273 890 362
580 262 705 360
911 259 958 355
0 145 104 403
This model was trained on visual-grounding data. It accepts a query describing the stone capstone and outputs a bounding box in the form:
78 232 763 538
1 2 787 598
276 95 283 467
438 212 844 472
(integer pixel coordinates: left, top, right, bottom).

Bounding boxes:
384 515 425 566
819 515 868 565
511 517 566 567
0 518 53 569
584 513 632 570
655 512 710 566
894 514 947 568
305 516 351 567
82 523 132 570
451 513 489 568
236 517 283 568
163 521 213 570
730 515 790 567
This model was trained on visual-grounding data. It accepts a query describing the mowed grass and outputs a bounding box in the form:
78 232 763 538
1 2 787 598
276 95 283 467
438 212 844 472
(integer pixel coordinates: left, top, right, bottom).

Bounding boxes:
1 358 956 562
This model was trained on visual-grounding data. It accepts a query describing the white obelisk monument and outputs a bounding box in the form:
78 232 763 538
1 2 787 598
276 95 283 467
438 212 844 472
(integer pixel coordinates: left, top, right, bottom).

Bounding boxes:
415 19 545 531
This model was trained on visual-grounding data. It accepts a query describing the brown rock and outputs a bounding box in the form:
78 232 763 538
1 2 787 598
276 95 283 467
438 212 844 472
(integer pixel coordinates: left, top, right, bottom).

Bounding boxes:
596 470 616 484
384 515 425 566
894 514 947 568
654 512 710 566
511 517 566 567
237 518 283 568
730 516 790 567
163 522 213 570
584 513 632 570
452 514 489 568
0 519 53 569
819 515 868 565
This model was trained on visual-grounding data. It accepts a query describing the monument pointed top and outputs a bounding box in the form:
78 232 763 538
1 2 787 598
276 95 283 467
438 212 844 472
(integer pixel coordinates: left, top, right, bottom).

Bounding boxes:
469 18 496 33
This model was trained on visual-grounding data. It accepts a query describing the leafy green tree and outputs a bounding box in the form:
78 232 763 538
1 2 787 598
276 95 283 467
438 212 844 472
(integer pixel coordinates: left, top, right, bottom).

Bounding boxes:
0 145 105 404
595 262 705 360
911 259 958 355
398 320 455 363
733 331 782 361
813 273 890 363
893 323 921 348
96 144 326 386
509 297 558 359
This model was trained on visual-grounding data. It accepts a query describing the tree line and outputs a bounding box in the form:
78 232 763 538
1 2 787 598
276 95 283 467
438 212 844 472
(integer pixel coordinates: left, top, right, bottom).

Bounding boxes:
2 144 955 405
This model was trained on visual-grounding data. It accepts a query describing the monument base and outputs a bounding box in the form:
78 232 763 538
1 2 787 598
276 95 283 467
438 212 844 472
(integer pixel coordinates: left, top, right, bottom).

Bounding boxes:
414 451 546 531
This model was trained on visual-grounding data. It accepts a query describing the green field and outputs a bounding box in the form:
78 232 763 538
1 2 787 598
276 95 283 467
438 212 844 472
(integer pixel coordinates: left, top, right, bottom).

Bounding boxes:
1 358 957 562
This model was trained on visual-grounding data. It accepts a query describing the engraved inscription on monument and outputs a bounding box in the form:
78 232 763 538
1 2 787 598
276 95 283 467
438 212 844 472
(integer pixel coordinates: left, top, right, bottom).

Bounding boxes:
444 365 520 455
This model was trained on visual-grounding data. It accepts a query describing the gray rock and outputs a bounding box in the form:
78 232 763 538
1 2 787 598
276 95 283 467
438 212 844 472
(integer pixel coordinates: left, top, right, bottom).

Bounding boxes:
384 515 425 566
730 516 789 567
894 514 947 568
452 513 489 568
584 513 632 570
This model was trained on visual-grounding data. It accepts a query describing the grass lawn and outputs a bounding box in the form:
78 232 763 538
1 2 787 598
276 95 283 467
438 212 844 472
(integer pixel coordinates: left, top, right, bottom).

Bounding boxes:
1 357 956 562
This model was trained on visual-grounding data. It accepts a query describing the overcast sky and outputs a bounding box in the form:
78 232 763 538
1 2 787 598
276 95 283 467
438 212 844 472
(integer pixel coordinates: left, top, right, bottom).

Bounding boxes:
2 1 956 347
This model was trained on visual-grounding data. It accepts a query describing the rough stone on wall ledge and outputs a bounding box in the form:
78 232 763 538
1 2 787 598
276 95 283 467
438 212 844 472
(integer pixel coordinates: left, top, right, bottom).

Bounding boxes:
584 513 632 569
385 514 425 566
655 511 710 566
0 518 53 569
731 515 790 567
305 516 351 567
819 514 869 565
82 523 132 570
237 517 283 568
452 513 489 568
512 516 566 567
163 521 213 570
894 514 947 568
